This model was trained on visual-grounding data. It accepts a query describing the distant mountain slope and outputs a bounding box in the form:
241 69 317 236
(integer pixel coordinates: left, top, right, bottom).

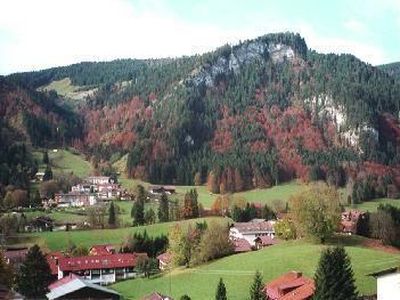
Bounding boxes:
6 32 400 193
378 62 400 79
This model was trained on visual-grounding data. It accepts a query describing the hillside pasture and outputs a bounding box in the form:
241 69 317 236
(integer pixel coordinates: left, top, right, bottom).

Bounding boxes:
112 238 400 299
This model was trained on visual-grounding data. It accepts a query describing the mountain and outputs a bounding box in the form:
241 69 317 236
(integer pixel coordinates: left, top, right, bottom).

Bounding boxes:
379 62 400 80
5 32 400 195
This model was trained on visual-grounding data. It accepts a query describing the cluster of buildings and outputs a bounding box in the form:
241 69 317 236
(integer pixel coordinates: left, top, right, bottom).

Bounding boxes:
229 218 278 252
50 176 127 208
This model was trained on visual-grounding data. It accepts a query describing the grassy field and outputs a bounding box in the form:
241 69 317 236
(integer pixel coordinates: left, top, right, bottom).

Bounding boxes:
112 237 400 299
119 177 305 209
347 198 400 212
33 148 93 178
23 217 228 251
38 77 97 101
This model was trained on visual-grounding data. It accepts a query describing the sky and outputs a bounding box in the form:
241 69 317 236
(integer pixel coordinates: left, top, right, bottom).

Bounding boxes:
0 0 399 75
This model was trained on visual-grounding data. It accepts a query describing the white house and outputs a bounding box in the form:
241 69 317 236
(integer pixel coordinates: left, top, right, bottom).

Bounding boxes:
229 219 275 247
86 176 111 185
370 267 400 300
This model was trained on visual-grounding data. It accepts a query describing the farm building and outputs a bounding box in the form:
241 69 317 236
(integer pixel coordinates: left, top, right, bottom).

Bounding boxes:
148 185 176 195
142 292 173 300
46 273 121 300
56 252 148 284
229 219 275 246
55 193 97 207
341 210 366 235
156 252 172 270
86 176 112 185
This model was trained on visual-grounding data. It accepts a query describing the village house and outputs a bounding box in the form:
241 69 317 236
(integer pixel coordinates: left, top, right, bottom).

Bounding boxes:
369 267 400 300
86 176 112 185
46 273 121 300
54 192 97 207
89 244 116 256
229 219 276 247
232 238 252 253
34 171 45 182
264 271 315 300
56 252 148 284
71 183 93 193
156 252 172 270
148 185 176 195
341 210 366 235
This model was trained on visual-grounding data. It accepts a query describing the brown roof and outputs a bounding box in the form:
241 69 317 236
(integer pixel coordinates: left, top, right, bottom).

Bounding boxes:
233 220 274 233
157 252 172 264
264 271 315 300
233 238 252 252
255 236 278 246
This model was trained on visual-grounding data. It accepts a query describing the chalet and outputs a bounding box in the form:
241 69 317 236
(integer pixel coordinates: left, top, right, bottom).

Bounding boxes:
229 219 275 246
71 184 93 193
57 252 148 284
55 193 97 207
264 271 315 300
148 185 176 195
86 176 112 185
341 210 366 235
46 273 121 300
142 292 173 300
368 267 400 300
156 252 172 270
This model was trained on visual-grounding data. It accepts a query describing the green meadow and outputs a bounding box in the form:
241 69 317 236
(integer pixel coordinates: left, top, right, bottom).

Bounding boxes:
112 238 400 300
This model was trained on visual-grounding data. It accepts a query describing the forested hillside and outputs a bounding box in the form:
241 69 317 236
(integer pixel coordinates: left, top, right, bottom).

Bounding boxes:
379 62 400 80
5 32 400 196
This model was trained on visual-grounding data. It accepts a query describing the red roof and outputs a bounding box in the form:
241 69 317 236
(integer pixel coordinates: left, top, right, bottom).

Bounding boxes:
264 271 315 300
58 252 147 272
233 238 252 252
142 292 173 300
46 251 65 276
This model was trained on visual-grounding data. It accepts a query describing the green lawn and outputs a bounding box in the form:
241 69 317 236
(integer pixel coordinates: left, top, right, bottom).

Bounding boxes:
33 148 93 178
119 177 305 209
112 238 400 300
24 217 228 251
347 198 400 212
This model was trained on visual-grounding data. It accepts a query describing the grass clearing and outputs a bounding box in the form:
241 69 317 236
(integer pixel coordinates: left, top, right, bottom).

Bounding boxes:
112 238 400 299
347 198 400 212
23 217 228 251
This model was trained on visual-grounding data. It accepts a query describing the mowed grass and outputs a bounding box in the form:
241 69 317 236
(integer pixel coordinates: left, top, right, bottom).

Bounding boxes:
24 217 228 251
348 198 400 212
112 238 400 299
49 149 93 178
120 177 305 209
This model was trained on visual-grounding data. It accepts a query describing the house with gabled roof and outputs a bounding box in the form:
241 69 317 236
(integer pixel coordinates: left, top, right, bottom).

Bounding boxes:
264 271 315 300
229 219 275 247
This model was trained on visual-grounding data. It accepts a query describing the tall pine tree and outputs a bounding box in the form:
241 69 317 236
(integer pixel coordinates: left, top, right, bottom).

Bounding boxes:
133 185 145 225
158 192 169 222
108 201 116 227
314 246 358 300
249 271 266 300
16 244 52 298
216 278 228 300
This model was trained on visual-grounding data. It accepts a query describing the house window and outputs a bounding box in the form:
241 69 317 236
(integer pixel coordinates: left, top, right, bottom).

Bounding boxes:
102 268 114 275
126 267 134 273
91 269 100 279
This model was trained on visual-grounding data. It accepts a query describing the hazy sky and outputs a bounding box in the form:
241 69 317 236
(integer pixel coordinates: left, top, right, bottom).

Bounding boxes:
0 0 399 75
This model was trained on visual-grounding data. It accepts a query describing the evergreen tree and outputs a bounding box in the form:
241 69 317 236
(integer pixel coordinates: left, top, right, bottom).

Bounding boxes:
144 208 156 224
42 151 49 164
190 189 199 218
180 295 191 300
43 165 53 181
249 271 266 300
158 192 169 222
16 244 52 298
216 278 228 300
133 185 145 225
108 201 116 227
314 247 358 300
